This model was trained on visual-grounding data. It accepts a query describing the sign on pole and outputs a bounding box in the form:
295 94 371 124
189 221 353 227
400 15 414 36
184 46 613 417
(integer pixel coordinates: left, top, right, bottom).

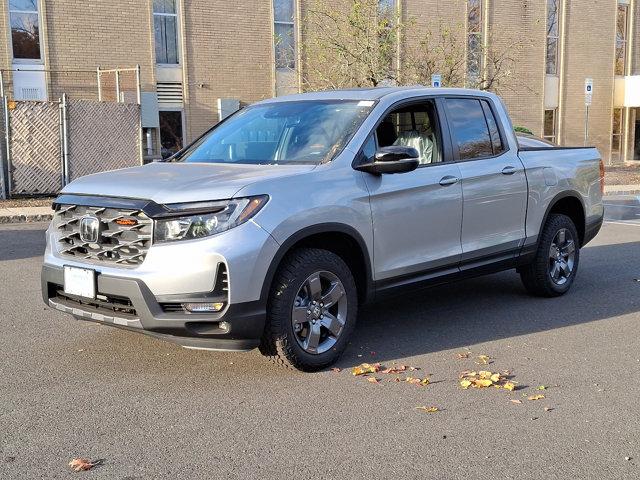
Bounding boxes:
431 74 442 88
584 78 593 106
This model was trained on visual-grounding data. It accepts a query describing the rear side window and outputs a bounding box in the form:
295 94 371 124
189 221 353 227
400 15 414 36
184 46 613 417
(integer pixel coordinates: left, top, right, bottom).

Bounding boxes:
445 98 494 160
480 100 504 154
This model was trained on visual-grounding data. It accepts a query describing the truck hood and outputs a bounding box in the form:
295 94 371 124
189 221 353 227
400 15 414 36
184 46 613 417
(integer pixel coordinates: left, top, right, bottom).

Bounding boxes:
61 162 317 204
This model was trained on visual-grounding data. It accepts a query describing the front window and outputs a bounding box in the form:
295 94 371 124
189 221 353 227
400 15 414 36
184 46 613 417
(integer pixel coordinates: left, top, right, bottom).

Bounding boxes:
9 0 41 60
154 0 179 65
546 0 561 75
176 100 374 165
467 0 483 83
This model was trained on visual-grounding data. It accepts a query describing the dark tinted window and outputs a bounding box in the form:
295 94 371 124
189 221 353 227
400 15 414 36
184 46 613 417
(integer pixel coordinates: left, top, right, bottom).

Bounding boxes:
481 100 504 154
446 98 492 159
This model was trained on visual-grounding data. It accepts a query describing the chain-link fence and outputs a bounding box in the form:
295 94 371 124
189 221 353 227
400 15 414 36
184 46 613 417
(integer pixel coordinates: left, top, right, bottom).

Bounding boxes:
0 67 142 198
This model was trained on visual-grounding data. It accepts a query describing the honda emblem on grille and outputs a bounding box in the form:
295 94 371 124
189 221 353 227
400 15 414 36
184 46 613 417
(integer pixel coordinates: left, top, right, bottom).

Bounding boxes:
80 215 100 243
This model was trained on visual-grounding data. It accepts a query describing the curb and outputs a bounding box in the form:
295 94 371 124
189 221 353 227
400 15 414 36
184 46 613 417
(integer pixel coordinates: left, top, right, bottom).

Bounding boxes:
0 214 53 224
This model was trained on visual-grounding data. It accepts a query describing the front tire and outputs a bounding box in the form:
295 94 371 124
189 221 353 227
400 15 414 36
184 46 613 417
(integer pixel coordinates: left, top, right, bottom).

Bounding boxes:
259 248 358 371
519 213 580 297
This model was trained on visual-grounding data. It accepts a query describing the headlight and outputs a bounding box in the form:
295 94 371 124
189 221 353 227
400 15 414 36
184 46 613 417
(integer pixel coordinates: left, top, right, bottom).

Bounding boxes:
154 195 269 243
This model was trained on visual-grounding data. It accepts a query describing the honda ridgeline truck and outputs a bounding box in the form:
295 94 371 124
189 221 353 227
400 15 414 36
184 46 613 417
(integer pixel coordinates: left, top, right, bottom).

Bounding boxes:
42 87 605 371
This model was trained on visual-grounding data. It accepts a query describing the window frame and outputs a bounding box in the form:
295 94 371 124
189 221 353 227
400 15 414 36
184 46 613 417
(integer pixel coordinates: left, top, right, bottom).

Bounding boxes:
545 0 561 76
153 0 181 66
543 109 558 144
353 96 454 170
8 0 44 63
442 96 510 163
273 0 297 71
614 2 629 76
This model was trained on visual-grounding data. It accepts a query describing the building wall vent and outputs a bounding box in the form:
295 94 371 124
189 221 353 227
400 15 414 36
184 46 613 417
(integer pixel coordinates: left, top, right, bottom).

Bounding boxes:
20 88 42 101
157 82 183 108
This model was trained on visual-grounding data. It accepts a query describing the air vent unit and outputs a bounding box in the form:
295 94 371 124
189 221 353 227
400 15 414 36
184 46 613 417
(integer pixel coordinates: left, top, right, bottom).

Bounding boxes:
157 82 183 107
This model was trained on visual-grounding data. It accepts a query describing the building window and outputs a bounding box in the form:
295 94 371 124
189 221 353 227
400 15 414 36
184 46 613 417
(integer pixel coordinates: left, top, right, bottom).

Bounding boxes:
9 0 41 60
544 109 557 143
467 0 483 82
159 110 183 159
154 0 179 65
612 108 624 162
273 0 295 70
615 2 629 76
545 0 560 75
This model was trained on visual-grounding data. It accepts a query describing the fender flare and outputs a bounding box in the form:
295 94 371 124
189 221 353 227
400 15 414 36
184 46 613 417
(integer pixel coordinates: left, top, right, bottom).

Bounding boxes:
259 223 375 303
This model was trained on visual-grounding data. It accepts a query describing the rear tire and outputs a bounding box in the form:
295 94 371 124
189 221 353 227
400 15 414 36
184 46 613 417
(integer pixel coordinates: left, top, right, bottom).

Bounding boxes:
519 214 580 297
259 248 358 371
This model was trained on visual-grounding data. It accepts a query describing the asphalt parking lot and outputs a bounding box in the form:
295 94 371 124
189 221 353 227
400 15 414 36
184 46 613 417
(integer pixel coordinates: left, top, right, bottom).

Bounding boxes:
1 199 639 479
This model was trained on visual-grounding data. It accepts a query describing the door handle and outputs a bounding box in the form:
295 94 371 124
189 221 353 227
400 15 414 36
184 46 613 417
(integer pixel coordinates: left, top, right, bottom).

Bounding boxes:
439 175 459 186
502 166 517 175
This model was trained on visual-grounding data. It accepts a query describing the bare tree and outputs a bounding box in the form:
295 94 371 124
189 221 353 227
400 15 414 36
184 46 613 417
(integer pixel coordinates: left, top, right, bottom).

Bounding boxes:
300 0 530 94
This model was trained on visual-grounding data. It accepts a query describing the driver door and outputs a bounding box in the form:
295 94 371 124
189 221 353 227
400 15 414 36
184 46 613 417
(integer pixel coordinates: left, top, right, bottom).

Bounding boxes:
361 99 464 284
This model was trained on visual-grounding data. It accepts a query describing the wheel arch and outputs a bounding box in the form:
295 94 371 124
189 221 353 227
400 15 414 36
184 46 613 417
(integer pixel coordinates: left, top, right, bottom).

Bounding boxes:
260 224 374 305
540 191 586 246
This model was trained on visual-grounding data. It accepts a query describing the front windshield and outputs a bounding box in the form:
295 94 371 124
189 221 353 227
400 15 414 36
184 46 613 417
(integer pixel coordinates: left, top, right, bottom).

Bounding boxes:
175 100 374 165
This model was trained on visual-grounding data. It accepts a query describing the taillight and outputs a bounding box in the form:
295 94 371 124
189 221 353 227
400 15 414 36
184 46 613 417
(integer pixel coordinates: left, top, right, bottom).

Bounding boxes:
599 160 605 195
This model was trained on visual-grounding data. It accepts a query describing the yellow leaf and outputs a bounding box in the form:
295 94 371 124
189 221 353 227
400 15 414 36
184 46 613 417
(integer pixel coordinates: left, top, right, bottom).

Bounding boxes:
416 406 439 413
367 377 381 384
510 399 523 404
460 379 472 389
537 385 547 390
352 363 381 376
474 379 493 388
490 373 501 383
503 382 516 391
475 355 491 365
528 394 545 401
456 352 470 359
478 370 493 379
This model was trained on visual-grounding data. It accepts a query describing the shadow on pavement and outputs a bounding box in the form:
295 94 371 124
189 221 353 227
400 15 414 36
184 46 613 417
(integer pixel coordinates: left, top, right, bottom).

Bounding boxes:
338 239 640 367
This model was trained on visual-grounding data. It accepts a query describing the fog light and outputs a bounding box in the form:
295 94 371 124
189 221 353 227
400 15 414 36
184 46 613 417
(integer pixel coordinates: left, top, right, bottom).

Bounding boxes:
183 302 225 313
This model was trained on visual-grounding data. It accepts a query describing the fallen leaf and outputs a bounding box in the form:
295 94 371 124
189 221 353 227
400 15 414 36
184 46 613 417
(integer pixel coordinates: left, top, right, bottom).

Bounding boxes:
544 406 553 412
352 363 381 376
331 368 341 373
408 366 421 371
528 394 545 401
381 365 407 374
490 373 502 383
503 382 516 391
456 352 470 359
478 370 493 379
68 458 99 472
367 377 381 384
510 399 523 404
406 376 430 386
474 379 493 388
537 385 547 390
475 355 491 365
416 406 439 413
460 379 472 389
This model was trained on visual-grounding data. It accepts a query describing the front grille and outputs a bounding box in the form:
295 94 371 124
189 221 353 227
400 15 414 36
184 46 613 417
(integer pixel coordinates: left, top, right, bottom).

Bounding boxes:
54 204 152 266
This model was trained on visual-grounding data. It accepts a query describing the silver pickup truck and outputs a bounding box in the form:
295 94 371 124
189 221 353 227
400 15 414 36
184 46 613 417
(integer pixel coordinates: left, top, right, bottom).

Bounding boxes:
42 87 604 371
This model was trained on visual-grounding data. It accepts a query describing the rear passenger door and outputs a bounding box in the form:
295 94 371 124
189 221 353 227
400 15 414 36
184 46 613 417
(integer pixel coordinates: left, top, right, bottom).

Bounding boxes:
444 97 527 267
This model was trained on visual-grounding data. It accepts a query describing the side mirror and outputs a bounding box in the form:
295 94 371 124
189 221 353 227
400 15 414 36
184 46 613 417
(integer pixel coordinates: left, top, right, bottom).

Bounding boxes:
355 146 420 175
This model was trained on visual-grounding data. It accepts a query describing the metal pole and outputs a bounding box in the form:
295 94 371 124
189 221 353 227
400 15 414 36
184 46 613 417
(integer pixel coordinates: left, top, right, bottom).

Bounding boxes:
3 96 12 198
584 105 589 146
115 70 121 103
135 64 141 105
97 66 102 101
0 71 4 99
61 93 70 185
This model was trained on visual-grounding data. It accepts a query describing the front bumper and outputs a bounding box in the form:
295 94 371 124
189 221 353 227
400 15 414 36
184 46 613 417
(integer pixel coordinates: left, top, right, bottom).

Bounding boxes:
42 264 266 351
